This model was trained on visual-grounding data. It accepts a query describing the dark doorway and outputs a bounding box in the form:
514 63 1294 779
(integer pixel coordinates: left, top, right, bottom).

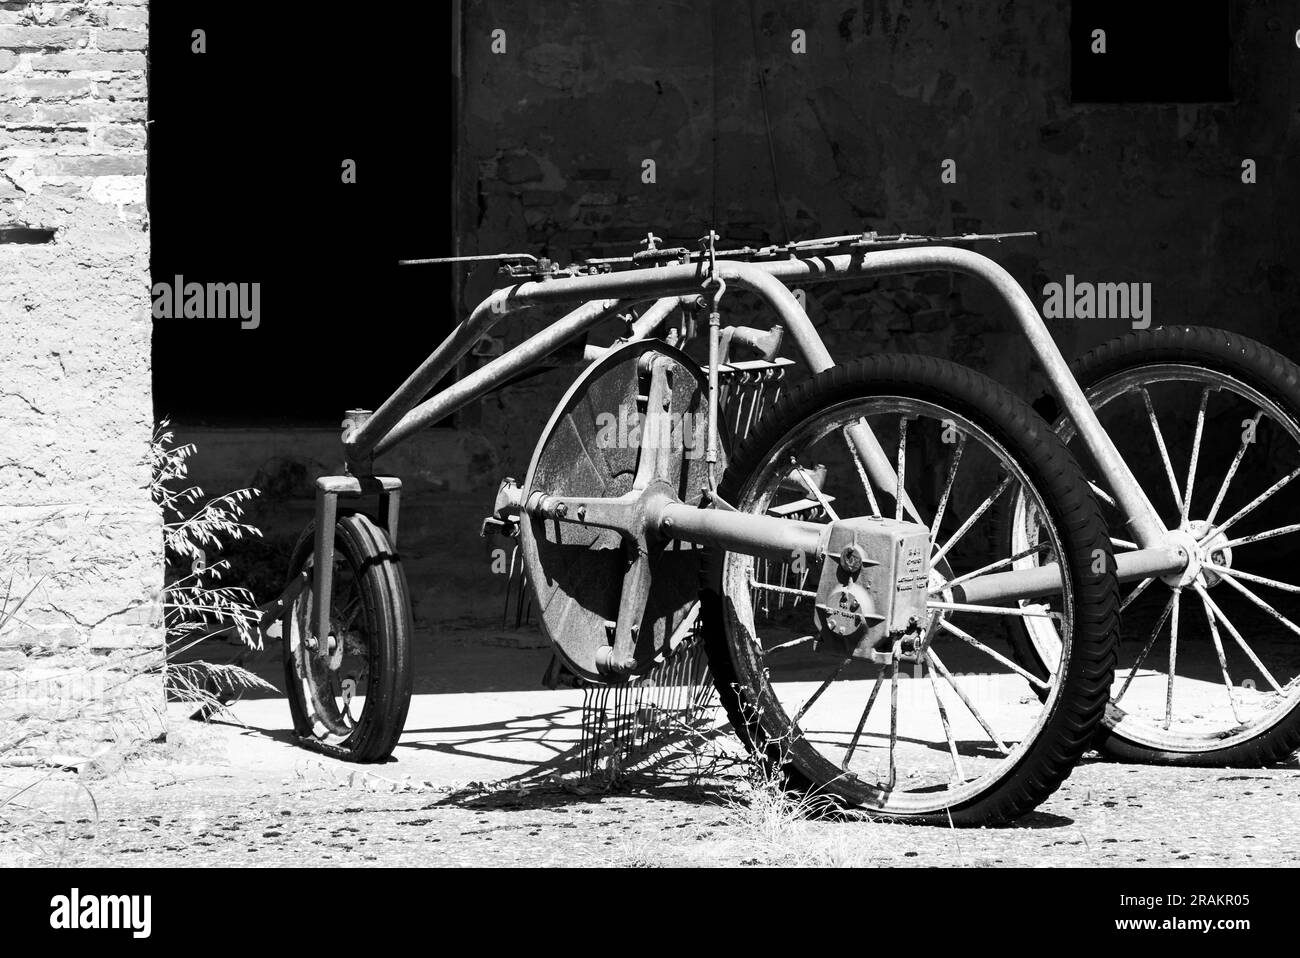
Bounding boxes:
149 4 458 425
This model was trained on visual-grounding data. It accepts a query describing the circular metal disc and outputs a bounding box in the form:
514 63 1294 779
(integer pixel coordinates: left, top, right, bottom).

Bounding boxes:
519 339 722 682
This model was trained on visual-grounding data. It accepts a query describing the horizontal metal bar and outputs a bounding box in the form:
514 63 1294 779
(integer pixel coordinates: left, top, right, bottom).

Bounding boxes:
657 501 826 562
399 252 538 265
954 546 1186 605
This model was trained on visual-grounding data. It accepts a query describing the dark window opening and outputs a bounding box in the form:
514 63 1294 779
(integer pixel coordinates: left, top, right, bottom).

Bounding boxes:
1070 0 1232 104
149 4 457 426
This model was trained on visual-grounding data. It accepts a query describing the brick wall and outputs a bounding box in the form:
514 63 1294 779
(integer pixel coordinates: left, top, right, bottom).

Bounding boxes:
0 0 160 762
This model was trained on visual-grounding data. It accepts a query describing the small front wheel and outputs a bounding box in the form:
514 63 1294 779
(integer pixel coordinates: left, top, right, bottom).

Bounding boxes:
282 512 413 762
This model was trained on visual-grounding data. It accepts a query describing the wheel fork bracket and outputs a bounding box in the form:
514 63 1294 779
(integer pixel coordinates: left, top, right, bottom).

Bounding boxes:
311 474 403 646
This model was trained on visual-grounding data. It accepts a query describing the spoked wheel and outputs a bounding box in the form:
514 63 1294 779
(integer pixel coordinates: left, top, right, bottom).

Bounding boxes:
1011 326 1300 766
700 355 1118 825
282 512 413 762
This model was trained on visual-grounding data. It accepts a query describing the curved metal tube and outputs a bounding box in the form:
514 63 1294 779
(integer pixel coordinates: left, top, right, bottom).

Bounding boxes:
344 244 1166 549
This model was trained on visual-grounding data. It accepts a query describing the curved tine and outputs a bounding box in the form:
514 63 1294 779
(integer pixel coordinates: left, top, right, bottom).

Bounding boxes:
930 433 967 541
843 426 883 517
765 634 817 654
887 641 901 791
1120 576 1155 614
1221 523 1300 551
1196 584 1284 693
1204 563 1300 594
1205 412 1263 527
1113 590 1178 705
926 655 965 784
746 574 816 601
1195 587 1243 725
931 475 1015 566
937 618 1052 690
841 668 887 771
1140 387 1185 514
929 542 1049 594
1206 465 1300 541
1163 588 1182 730
928 647 1011 755
928 600 1060 619
1213 568 1300 642
895 415 909 522
792 656 854 727
1180 387 1211 526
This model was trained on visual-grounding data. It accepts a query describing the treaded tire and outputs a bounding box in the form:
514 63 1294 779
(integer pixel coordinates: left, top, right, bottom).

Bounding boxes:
282 512 413 762
1068 325 1300 767
699 354 1119 825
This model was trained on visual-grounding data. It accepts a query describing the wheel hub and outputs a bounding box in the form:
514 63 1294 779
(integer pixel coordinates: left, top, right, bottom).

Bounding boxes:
1159 520 1233 589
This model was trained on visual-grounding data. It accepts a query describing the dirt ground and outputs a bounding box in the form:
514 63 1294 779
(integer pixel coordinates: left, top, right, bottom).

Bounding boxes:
4 715 1299 867
4 631 1299 868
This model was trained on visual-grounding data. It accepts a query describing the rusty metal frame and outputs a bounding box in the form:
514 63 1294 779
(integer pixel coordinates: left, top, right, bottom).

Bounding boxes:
310 238 1191 636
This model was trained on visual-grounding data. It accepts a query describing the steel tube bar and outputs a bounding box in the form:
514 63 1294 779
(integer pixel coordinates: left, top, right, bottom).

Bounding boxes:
352 244 1173 564
755 248 1167 547
583 296 687 361
955 545 1186 605
346 287 521 459
371 298 625 457
656 500 825 562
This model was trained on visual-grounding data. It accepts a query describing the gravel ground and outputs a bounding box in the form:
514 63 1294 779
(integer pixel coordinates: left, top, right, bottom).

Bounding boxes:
3 735 1298 868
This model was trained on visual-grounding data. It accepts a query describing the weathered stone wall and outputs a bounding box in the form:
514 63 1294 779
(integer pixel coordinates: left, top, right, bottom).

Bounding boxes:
459 0 1300 476
0 0 159 761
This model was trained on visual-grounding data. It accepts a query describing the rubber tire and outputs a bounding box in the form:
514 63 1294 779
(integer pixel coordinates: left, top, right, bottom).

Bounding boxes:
282 512 413 762
699 354 1119 825
1065 325 1300 767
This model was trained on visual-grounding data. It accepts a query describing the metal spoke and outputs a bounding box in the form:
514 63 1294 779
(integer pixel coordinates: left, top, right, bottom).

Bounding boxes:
841 668 886 771
1213 569 1300 643
1140 387 1184 514
1198 585 1285 693
931 433 967 541
1180 387 1210 526
1120 576 1155 614
1196 586 1243 725
1111 537 1138 551
931 474 1014 565
887 641 901 790
928 647 1011 754
937 619 1052 690
929 600 1060 619
842 424 882 518
1204 563 1300 595
1114 591 1177 705
895 416 908 522
930 542 1049 594
1221 522 1300 551
792 458 839 521
1206 465 1300 540
792 656 853 726
926 656 964 784
1205 412 1262 526
1164 588 1181 730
